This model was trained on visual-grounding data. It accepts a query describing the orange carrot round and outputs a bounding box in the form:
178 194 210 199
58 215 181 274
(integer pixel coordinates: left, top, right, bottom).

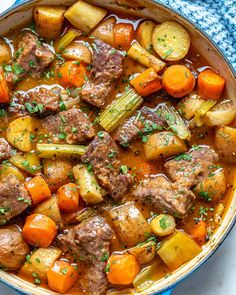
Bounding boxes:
57 183 79 213
130 67 162 97
47 260 78 293
58 61 88 88
162 65 195 98
106 254 140 285
198 69 225 100
25 175 51 205
22 214 57 248
0 68 9 103
114 23 134 50
190 220 207 245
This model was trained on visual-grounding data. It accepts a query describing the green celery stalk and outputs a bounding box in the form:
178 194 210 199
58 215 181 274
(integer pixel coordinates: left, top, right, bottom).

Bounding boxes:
99 88 143 132
36 144 87 158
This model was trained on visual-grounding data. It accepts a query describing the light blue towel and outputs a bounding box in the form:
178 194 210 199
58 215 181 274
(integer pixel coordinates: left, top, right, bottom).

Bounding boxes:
159 0 236 70
9 0 236 70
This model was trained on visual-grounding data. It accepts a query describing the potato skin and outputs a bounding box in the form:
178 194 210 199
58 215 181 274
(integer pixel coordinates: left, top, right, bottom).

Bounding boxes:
0 229 29 270
33 6 66 39
215 126 236 163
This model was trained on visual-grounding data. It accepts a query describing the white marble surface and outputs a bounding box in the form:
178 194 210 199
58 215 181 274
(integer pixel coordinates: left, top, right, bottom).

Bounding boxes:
0 228 235 295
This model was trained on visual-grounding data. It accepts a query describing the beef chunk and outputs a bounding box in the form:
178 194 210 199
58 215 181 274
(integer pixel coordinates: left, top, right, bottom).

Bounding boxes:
165 146 219 188
0 175 31 224
81 40 124 108
57 215 113 295
42 108 95 144
0 138 12 161
134 176 195 217
0 229 30 270
6 31 54 83
9 87 60 117
81 132 132 201
114 106 166 147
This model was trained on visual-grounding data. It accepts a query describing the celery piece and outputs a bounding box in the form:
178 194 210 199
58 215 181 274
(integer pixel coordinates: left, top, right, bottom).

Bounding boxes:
54 29 81 53
36 144 87 158
195 100 217 127
99 88 143 132
158 104 191 140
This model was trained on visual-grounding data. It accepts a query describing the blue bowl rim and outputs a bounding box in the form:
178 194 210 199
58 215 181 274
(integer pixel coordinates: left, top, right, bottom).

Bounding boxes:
0 1 235 295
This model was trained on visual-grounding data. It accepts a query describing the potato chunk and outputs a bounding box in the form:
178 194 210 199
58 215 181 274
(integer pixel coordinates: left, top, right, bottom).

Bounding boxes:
152 21 190 61
33 6 66 39
136 20 155 51
144 131 187 161
6 117 36 152
194 168 227 201
108 202 151 247
157 231 201 270
151 214 176 237
91 17 116 46
177 92 204 120
215 126 236 163
126 241 156 264
20 248 61 280
9 152 42 175
65 0 107 33
0 163 25 182
0 38 11 64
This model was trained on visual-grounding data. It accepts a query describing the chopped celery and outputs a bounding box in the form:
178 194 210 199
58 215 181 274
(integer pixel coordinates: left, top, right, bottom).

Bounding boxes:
195 100 217 127
36 144 87 158
158 104 191 140
54 29 81 53
133 261 159 292
99 88 143 132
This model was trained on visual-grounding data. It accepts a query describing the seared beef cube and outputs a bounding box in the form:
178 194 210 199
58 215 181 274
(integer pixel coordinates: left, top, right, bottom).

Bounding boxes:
134 176 195 217
57 215 113 295
114 106 166 147
0 229 30 270
9 87 60 117
0 175 31 224
6 31 54 83
42 108 95 144
0 138 12 161
81 39 124 108
165 146 219 188
81 132 132 201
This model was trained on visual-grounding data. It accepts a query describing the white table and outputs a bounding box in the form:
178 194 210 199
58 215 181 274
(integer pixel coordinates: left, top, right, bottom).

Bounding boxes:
0 229 235 294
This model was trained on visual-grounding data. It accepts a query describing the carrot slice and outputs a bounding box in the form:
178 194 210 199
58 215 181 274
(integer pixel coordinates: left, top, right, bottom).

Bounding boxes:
130 67 162 97
0 68 9 103
190 220 207 245
114 23 134 50
58 61 88 88
57 183 79 213
162 65 195 98
47 260 78 293
25 175 51 205
22 214 57 247
198 69 225 100
106 254 140 285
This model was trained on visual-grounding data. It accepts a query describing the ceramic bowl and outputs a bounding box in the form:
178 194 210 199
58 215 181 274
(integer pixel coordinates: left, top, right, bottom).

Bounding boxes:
0 1 236 294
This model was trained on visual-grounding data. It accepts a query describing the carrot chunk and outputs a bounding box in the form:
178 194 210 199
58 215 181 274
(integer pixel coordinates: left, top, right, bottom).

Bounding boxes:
22 214 57 247
190 220 207 245
0 68 9 103
106 254 140 285
58 61 88 88
57 183 79 213
47 260 78 293
162 65 195 98
25 175 51 205
198 69 225 100
130 67 162 97
114 23 134 50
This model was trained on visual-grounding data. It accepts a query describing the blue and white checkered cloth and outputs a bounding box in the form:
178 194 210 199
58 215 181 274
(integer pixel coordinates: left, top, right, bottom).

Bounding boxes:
159 0 236 70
